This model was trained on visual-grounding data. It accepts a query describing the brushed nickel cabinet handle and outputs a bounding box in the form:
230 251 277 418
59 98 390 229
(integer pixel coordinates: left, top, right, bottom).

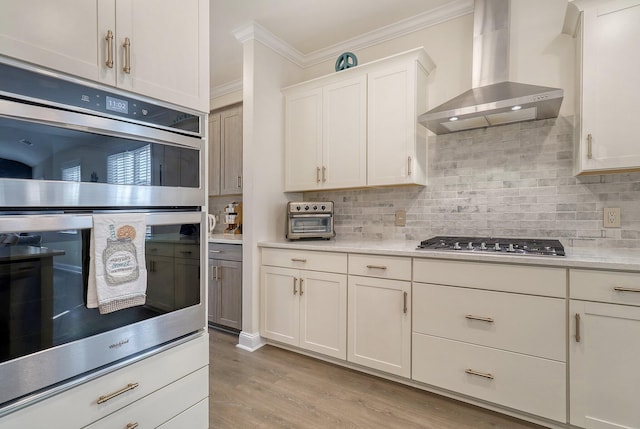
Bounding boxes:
587 134 593 159
209 250 222 253
465 314 495 323
366 264 387 270
407 156 412 175
291 258 307 263
293 277 298 295
465 369 494 380
237 175 242 188
97 382 139 404
122 37 131 74
300 278 304 296
322 166 327 182
575 313 581 343
105 30 114 68
316 167 321 183
126 423 139 429
216 266 221 281
403 291 408 314
614 286 640 293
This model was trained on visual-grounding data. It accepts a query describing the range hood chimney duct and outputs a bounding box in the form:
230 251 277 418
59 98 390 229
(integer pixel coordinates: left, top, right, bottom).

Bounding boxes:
418 0 563 134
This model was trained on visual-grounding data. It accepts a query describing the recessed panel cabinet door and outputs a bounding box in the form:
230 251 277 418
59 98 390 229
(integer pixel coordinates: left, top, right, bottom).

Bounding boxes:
0 0 116 85
570 300 640 428
220 106 243 195
347 275 411 377
260 266 299 346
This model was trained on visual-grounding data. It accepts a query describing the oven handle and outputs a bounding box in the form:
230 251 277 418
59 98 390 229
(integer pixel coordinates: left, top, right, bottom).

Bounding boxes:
289 213 333 218
0 211 201 233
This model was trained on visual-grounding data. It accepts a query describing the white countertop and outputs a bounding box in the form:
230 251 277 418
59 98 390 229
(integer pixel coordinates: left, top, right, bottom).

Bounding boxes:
258 239 640 272
208 234 243 244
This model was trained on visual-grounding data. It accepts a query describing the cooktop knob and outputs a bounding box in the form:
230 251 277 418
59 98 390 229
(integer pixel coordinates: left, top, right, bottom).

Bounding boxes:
453 242 461 250
494 243 501 251
507 243 515 252
480 242 487 250
467 242 474 250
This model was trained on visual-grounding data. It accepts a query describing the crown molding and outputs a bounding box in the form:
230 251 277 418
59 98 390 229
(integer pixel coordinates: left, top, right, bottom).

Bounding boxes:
211 78 243 99
304 0 473 66
233 21 305 67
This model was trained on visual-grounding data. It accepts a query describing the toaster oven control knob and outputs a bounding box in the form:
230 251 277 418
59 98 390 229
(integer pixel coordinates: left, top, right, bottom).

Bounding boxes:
296 205 301 211
321 205 326 210
304 205 309 211
313 205 318 210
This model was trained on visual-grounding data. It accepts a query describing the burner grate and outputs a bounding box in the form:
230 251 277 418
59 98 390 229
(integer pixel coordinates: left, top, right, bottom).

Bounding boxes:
417 236 565 256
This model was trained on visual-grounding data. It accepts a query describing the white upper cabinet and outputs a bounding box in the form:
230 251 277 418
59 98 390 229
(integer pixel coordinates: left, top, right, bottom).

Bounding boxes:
565 0 640 174
0 0 209 112
283 48 434 192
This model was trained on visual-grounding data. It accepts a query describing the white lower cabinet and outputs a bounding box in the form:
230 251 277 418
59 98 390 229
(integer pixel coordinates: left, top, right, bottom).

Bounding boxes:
570 269 640 428
260 249 348 359
347 275 411 378
0 333 209 428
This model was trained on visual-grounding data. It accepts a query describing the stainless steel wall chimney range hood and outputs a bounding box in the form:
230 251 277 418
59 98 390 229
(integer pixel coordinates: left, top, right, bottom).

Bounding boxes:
418 0 563 134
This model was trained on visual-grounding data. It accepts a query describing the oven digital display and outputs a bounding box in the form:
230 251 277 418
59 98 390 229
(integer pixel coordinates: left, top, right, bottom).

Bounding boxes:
106 96 129 114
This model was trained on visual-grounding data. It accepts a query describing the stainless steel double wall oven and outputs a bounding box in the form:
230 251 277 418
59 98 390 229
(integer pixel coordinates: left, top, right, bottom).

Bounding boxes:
0 57 207 411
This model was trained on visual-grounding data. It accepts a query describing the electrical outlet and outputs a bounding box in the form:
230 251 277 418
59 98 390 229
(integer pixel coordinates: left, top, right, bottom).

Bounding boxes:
603 208 621 228
395 210 406 227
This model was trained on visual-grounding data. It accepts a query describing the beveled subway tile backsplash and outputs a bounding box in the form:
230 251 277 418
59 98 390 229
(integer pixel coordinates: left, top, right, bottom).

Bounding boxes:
304 117 640 248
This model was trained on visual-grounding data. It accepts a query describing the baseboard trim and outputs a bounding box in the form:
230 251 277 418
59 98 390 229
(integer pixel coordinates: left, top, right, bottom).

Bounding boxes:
236 331 265 352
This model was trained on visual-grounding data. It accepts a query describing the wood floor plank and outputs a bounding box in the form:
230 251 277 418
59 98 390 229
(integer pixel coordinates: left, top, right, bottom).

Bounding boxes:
209 329 548 429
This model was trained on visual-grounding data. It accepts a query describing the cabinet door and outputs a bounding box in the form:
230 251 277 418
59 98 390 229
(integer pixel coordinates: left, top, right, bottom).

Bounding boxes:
220 106 243 195
217 260 242 330
347 275 411 377
322 76 367 189
0 0 116 85
208 114 221 196
146 255 175 311
367 61 425 186
174 257 200 309
260 266 299 346
114 0 209 111
578 1 640 172
570 300 640 428
207 259 218 323
299 271 347 359
284 87 323 191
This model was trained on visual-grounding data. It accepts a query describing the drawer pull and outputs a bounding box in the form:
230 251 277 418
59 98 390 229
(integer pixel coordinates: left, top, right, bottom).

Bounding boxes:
300 278 304 296
403 291 408 314
465 369 494 380
465 315 494 323
366 265 388 270
97 382 139 404
105 30 114 68
293 277 298 295
210 250 222 253
614 287 640 293
291 258 307 263
575 313 581 343
126 424 139 429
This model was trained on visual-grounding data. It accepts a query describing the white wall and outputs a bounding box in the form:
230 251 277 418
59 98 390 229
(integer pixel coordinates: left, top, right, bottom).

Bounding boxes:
238 36 303 350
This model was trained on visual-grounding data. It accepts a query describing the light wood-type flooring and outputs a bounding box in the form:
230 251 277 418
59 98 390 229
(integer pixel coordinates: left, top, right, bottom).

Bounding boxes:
209 328 547 429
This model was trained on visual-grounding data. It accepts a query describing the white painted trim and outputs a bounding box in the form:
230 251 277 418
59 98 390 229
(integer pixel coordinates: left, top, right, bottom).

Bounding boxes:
233 22 305 67
230 0 472 71
211 79 243 99
305 0 474 66
236 331 265 352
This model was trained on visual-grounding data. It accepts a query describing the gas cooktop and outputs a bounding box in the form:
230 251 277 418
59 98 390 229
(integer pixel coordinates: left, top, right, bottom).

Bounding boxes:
417 236 565 257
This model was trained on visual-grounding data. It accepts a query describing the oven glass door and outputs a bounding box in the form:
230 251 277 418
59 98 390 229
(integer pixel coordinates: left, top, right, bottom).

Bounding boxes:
289 215 332 234
0 211 202 366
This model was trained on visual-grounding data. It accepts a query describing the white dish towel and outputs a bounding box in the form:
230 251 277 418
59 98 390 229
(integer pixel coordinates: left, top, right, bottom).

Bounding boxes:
87 213 148 314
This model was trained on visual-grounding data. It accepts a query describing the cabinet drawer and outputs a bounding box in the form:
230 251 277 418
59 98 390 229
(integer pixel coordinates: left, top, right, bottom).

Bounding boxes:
158 398 208 428
413 259 566 297
412 333 566 422
0 334 208 429
209 243 242 261
174 243 199 260
570 269 640 306
413 283 565 361
261 248 347 273
349 254 411 281
86 366 208 429
146 242 174 257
